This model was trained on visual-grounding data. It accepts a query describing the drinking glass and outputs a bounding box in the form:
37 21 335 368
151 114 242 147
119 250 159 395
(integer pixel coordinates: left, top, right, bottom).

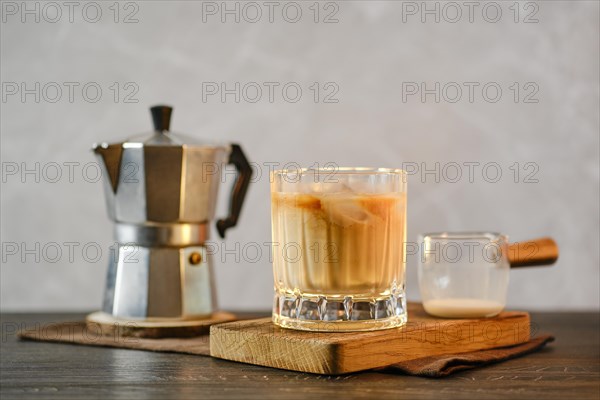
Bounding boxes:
418 232 510 318
270 167 407 332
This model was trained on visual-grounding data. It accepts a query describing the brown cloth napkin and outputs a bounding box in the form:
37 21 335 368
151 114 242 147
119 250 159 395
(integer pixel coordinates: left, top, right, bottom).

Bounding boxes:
18 322 212 356
18 321 554 377
383 334 554 377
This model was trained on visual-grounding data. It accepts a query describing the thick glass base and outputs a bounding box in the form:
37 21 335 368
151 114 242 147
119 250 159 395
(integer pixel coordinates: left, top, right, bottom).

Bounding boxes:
272 289 407 332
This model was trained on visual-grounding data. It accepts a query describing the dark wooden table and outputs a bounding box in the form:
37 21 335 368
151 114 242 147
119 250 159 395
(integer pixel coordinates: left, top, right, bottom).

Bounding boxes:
1 311 598 400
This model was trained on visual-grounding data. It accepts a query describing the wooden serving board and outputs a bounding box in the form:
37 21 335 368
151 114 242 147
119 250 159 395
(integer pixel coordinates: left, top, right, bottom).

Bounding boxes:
210 303 530 375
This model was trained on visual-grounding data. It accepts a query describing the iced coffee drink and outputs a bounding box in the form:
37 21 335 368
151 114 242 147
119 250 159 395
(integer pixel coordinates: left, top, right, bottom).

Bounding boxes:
271 168 407 331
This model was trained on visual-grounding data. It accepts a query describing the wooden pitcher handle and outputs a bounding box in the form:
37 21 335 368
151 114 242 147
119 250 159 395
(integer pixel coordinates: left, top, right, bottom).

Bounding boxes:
508 237 559 268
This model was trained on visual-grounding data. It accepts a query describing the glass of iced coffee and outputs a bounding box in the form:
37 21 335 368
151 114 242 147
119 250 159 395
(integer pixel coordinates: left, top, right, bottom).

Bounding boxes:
270 167 407 332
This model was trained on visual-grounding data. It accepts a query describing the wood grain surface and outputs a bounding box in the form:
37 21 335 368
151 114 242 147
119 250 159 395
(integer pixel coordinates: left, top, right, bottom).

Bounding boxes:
1 311 598 400
509 237 559 267
210 303 530 374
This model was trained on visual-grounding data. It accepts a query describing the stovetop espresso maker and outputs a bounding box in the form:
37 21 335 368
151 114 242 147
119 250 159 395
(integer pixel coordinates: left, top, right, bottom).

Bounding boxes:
93 105 252 320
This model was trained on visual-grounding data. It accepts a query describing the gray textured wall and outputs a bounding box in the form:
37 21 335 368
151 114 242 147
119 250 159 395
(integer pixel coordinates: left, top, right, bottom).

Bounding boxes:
1 1 598 311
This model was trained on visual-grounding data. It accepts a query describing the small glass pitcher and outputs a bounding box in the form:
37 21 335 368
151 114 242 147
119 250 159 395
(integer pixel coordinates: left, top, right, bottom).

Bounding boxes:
418 232 510 318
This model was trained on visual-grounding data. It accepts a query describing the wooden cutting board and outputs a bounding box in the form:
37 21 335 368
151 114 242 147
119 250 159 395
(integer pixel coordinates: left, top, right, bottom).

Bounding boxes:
210 303 530 375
